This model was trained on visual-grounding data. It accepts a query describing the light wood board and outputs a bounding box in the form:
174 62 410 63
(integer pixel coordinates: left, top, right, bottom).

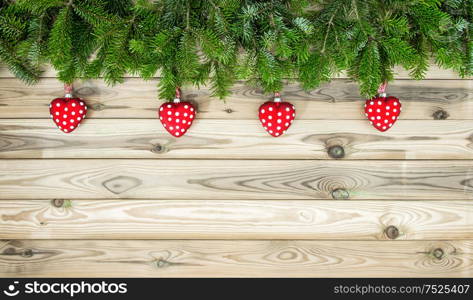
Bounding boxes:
0 199 471 240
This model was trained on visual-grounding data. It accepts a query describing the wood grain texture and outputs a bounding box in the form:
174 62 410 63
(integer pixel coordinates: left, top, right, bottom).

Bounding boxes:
0 64 468 79
1 159 473 200
2 119 473 159
1 240 471 277
1 78 472 120
0 200 471 240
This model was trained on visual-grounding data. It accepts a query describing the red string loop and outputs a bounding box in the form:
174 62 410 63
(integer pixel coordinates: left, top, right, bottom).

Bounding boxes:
64 83 73 96
175 87 181 99
377 82 387 95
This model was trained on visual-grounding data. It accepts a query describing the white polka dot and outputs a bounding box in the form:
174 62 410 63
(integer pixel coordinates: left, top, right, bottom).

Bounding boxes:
72 111 76 115
261 109 265 114
176 125 180 129
79 110 83 114
77 117 81 121
167 104 171 108
170 126 174 130
292 113 295 117
268 116 272 120
80 102 84 106
167 111 172 115
376 116 381 120
394 102 398 106
72 103 76 107
264 127 268 130
377 123 381 126
70 126 74 129
190 107 194 111
378 101 382 105
55 112 59 116
386 112 390 116
184 105 189 109
56 119 59 122
163 124 166 128
160 107 163 111
393 109 397 112
59 126 62 129
370 101 374 105
392 116 396 120
70 119 74 123
384 120 388 123
368 109 372 112
386 106 390 110
181 129 185 132
376 109 381 113
286 108 290 112
370 117 375 120
65 107 68 112
382 126 386 130
286 116 290 119
268 123 272 127
277 126 281 130
63 114 67 118
277 112 282 116
269 130 273 134
50 114 53 118
277 119 282 124
183 120 186 124
269 107 273 111
160 116 163 120
175 132 180 136
262 119 266 123
49 104 52 108
275 133 279 136
175 112 180 116
176 119 180 123
56 103 60 107
62 121 67 125
389 123 392 127
64 129 68 133
85 106 87 110
184 113 188 117
190 115 194 119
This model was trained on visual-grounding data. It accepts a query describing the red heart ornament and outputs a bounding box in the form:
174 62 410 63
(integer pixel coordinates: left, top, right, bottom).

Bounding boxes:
259 99 296 137
49 97 87 133
159 100 196 137
364 96 401 132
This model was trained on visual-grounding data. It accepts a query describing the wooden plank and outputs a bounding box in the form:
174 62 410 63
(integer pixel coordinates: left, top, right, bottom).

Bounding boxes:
0 64 468 79
2 119 473 159
0 240 471 277
0 78 472 120
1 160 472 200
0 199 471 240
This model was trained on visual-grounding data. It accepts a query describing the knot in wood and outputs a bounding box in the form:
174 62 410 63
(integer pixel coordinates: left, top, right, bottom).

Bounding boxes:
432 248 444 260
91 103 105 111
2 247 16 255
331 188 349 200
21 249 33 258
328 145 345 159
225 108 233 114
151 144 165 154
432 109 449 120
385 225 399 240
52 199 64 208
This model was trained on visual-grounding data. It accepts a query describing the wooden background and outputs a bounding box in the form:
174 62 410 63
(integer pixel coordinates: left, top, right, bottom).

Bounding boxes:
0 64 472 277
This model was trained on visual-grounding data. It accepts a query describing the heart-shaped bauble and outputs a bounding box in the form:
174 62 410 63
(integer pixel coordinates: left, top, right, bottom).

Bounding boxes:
364 96 401 132
49 97 87 133
159 100 196 137
259 100 296 137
